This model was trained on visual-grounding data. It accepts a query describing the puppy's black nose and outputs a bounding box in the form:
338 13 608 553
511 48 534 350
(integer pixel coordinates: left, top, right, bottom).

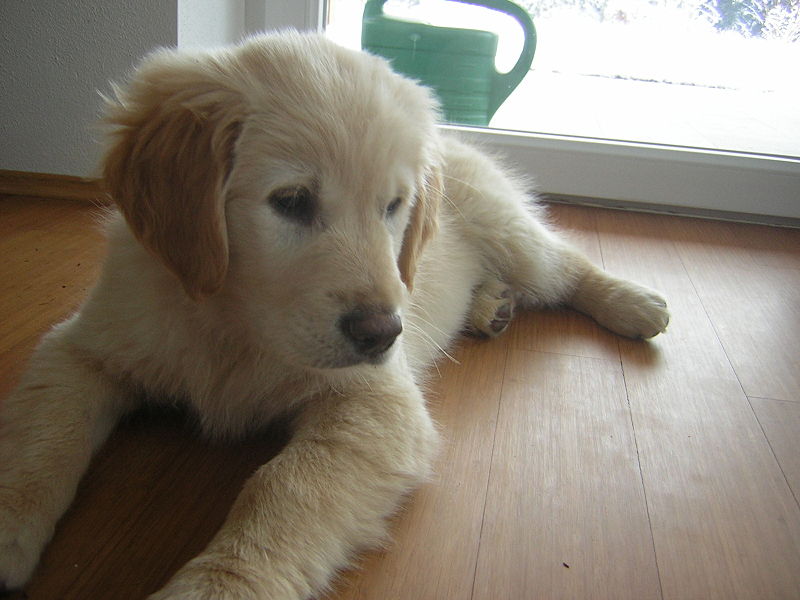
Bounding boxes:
340 308 403 359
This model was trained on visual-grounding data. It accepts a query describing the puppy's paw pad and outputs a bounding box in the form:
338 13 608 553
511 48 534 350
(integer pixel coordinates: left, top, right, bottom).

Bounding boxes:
469 280 515 338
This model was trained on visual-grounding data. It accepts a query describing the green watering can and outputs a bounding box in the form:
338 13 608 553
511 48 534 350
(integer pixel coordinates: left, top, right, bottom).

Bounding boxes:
362 0 536 126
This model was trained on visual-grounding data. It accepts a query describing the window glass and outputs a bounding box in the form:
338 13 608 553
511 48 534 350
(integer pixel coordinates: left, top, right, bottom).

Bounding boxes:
327 0 800 158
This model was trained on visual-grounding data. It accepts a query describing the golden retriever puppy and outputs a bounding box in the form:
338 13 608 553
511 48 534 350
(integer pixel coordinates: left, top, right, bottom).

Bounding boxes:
0 32 668 599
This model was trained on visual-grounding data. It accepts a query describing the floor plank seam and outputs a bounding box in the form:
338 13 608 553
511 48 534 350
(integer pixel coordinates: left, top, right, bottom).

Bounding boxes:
747 395 800 405
592 213 607 272
518 347 620 363
747 396 800 512
619 353 666 600
468 341 511 600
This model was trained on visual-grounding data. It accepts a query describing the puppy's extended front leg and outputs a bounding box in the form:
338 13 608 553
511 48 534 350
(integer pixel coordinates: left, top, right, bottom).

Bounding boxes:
149 370 437 600
0 324 130 589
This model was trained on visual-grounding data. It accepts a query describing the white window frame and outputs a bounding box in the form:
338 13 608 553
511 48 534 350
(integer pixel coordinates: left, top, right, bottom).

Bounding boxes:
247 0 800 221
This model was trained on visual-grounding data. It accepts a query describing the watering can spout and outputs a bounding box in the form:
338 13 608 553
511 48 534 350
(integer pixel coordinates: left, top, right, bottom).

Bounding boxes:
362 0 536 127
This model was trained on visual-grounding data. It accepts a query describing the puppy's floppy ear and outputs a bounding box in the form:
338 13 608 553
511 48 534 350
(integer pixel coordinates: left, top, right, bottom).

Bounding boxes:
102 51 245 300
398 168 442 290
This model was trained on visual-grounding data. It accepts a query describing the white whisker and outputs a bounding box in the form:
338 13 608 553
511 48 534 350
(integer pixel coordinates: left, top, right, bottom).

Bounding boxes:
407 308 453 341
404 321 460 365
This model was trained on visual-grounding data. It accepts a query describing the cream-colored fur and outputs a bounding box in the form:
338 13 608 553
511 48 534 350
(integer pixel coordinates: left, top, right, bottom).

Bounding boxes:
0 32 669 599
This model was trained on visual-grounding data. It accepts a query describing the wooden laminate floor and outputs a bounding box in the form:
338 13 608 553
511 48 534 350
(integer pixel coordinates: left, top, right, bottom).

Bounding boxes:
1 195 799 599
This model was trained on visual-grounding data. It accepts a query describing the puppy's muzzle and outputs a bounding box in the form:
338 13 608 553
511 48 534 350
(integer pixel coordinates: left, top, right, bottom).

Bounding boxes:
339 307 402 360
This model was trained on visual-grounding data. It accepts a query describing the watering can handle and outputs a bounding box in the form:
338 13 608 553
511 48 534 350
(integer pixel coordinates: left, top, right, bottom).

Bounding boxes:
363 0 537 119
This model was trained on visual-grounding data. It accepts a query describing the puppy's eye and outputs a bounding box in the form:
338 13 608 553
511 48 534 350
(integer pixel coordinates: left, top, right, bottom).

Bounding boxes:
269 186 315 225
386 197 403 217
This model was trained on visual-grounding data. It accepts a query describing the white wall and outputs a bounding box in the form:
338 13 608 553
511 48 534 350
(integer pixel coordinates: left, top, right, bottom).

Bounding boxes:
178 0 246 49
0 0 316 178
0 1 179 177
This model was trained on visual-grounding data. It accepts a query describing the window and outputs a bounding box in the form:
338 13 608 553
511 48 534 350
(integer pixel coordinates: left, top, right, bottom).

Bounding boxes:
253 0 800 220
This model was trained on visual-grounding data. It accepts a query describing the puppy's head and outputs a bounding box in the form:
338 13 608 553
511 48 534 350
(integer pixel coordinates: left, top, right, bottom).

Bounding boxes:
103 32 441 369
